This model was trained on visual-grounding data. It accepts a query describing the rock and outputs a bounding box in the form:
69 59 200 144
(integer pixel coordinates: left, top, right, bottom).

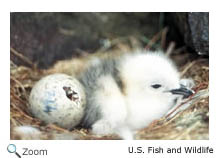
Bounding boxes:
188 12 209 55
10 12 160 68
165 12 209 55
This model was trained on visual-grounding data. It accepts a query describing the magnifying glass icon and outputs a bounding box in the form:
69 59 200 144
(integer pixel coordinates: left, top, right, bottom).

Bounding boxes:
7 144 21 158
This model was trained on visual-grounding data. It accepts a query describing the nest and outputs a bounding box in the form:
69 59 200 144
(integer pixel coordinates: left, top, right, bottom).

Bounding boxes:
10 40 209 140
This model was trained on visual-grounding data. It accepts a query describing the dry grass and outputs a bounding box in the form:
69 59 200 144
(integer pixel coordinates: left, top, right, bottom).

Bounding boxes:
10 38 209 140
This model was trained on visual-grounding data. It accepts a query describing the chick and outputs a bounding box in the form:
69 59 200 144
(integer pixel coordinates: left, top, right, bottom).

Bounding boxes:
77 50 193 139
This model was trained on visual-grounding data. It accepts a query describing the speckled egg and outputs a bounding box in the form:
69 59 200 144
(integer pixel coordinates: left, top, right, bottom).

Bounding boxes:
29 73 86 129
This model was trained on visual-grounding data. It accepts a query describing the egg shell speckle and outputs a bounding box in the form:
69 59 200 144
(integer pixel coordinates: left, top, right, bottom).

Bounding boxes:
29 74 86 129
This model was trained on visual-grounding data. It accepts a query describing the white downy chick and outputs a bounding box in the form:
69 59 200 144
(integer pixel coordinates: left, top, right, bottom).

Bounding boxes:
78 50 193 139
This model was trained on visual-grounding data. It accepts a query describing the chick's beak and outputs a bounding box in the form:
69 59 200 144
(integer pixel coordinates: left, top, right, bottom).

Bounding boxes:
170 87 194 99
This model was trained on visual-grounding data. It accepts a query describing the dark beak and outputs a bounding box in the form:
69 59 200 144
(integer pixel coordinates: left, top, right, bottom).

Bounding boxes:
170 87 194 99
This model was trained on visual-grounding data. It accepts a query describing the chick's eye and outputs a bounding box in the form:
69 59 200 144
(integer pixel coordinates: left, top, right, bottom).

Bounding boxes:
151 84 162 89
